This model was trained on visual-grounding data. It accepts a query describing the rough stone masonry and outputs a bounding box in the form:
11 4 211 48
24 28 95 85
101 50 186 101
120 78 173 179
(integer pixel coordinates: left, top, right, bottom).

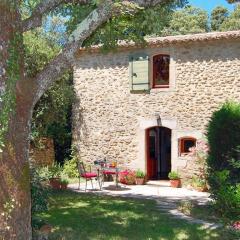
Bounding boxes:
72 31 240 180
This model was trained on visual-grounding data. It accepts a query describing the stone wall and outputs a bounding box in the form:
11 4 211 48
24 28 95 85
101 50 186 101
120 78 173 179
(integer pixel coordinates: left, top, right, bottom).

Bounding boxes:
30 138 55 167
73 38 240 177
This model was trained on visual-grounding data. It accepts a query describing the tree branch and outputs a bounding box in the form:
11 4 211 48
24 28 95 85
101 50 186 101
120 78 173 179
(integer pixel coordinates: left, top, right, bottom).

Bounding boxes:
22 0 167 32
32 1 113 105
22 0 91 32
32 0 166 105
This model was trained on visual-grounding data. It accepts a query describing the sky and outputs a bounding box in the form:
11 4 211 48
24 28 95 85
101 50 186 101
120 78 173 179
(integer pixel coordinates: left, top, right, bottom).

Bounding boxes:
188 0 235 13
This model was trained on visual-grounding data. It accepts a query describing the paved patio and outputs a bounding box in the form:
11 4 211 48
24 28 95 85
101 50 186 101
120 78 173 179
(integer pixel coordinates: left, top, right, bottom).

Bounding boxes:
68 180 210 204
68 180 221 229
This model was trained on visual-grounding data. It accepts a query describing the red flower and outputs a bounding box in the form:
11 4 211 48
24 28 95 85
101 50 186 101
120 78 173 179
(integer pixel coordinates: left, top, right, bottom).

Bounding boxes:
232 221 240 230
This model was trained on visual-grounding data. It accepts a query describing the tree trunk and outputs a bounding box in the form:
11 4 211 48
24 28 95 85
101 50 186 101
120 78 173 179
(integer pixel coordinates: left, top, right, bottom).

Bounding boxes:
0 1 33 239
0 94 33 240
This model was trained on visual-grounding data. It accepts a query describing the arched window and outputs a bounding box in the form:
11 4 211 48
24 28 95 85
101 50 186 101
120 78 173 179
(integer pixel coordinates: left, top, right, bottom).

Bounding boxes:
179 137 196 156
153 54 170 88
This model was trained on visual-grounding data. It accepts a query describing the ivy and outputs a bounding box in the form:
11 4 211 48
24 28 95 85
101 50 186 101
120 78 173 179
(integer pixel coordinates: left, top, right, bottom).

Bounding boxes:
0 33 22 151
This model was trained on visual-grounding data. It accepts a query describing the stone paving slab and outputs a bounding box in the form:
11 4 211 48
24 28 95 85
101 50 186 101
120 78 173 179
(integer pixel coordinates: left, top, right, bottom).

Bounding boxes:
69 181 210 203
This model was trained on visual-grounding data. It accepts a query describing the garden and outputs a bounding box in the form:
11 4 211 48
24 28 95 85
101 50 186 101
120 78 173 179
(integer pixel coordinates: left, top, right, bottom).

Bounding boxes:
33 190 239 240
30 101 240 239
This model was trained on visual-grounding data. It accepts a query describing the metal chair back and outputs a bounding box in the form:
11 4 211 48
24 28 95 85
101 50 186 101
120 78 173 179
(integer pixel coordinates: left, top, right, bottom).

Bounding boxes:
77 161 86 177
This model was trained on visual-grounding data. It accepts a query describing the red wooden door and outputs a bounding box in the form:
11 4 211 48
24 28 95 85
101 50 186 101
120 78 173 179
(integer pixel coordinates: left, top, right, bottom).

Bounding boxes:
146 127 172 180
146 128 158 179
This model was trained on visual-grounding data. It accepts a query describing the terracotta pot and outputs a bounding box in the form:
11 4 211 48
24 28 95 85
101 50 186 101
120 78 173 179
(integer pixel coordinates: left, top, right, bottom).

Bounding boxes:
135 178 145 185
60 183 68 189
195 186 208 192
49 178 61 189
170 179 181 188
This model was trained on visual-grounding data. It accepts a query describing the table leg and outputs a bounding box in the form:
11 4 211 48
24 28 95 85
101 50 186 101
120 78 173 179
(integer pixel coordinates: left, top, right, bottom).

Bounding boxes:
97 168 103 190
116 169 119 188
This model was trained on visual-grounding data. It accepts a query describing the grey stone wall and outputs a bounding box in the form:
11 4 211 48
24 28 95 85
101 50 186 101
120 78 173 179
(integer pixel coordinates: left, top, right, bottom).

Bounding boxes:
73 39 240 176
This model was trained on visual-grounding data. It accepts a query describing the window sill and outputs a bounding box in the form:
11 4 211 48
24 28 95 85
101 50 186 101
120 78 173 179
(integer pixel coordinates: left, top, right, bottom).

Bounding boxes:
178 156 192 161
150 87 176 93
179 153 191 157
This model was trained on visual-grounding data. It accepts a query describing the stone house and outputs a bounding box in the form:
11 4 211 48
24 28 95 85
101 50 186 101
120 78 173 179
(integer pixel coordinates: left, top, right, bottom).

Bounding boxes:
72 30 240 180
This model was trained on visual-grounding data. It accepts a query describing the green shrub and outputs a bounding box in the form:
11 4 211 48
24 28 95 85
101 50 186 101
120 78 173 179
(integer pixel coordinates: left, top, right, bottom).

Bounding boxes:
210 170 240 219
191 176 206 188
37 164 62 179
30 167 50 227
62 146 79 178
63 158 78 178
207 101 240 219
168 171 180 180
59 178 69 185
207 101 240 184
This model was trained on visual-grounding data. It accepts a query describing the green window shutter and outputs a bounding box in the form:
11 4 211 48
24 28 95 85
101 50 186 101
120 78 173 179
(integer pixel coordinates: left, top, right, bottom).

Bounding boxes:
129 54 150 92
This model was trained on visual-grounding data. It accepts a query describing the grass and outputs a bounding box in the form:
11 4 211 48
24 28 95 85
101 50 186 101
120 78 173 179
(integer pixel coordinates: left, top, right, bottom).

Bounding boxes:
37 190 238 240
177 201 220 223
178 200 240 225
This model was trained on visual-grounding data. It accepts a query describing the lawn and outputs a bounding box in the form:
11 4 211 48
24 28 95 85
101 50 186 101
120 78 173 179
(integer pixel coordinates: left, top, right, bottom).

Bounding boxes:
37 190 238 240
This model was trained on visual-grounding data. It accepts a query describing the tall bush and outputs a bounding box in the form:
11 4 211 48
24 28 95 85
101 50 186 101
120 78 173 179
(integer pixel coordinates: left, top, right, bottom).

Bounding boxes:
207 101 240 183
207 101 240 218
62 146 79 178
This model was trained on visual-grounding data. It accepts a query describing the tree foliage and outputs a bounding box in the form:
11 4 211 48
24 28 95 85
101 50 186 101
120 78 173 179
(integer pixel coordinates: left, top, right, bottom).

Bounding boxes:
24 30 74 163
55 0 187 49
25 0 188 165
211 6 229 31
227 0 240 3
162 6 208 36
24 31 60 77
220 5 240 31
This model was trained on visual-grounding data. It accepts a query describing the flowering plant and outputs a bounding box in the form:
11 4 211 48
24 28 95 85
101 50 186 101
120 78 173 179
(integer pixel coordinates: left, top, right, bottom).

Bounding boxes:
232 221 240 231
188 139 209 182
119 170 136 185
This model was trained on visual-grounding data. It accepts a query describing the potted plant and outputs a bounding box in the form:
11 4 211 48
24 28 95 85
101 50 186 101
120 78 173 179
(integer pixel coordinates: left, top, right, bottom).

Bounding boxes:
135 169 146 185
191 176 208 192
168 171 181 188
48 165 62 189
59 178 69 189
119 170 136 185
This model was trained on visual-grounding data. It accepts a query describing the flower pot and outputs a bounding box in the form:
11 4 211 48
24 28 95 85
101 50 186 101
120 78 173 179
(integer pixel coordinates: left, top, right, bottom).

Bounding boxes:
60 183 68 189
135 178 145 185
195 186 208 192
170 179 181 188
49 177 61 189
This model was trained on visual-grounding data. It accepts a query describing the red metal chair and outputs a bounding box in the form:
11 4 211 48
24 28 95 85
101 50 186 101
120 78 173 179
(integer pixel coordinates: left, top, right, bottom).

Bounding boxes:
77 162 101 191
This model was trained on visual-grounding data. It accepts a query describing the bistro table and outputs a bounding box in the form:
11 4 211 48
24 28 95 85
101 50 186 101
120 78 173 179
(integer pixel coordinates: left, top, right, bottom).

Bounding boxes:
94 160 122 189
101 166 121 188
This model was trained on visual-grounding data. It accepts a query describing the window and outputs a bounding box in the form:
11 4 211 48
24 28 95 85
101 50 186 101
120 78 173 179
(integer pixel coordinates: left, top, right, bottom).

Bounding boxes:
129 54 150 92
153 54 170 88
179 137 196 156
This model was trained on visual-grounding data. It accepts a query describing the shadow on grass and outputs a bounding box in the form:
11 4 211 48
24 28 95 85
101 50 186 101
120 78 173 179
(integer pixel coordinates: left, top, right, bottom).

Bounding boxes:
38 190 233 240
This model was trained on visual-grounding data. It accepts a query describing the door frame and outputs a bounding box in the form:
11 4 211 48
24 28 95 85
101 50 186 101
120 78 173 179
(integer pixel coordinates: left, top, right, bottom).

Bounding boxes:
146 126 172 180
